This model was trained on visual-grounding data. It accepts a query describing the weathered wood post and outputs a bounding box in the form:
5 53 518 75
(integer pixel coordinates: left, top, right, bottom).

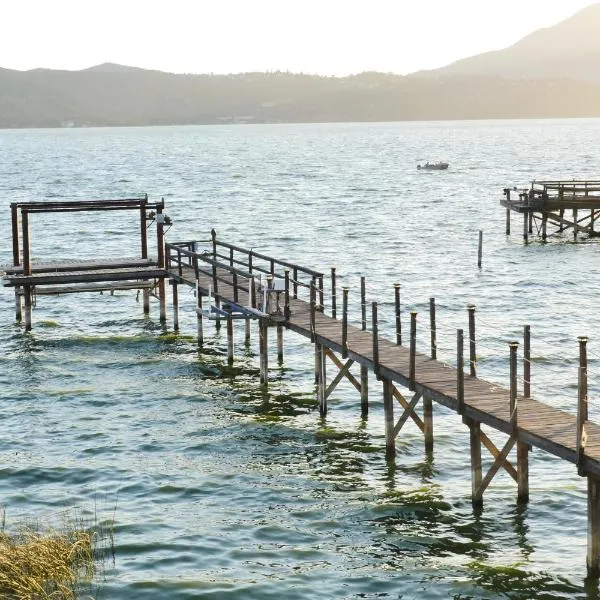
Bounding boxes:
542 212 548 241
477 230 483 268
259 317 268 386
383 378 395 461
21 209 32 331
11 203 22 322
372 301 379 378
331 267 337 319
469 418 483 507
284 269 290 321
211 229 221 330
578 336 589 475
310 276 316 343
424 297 436 452
196 283 204 346
342 286 349 359
318 342 327 416
524 325 531 398
226 304 234 366
509 341 519 432
523 211 529 244
587 475 600 577
394 283 401 345
429 297 436 360
457 329 464 414
277 324 284 365
171 280 179 331
156 203 167 324
506 208 511 235
574 208 579 240
468 304 476 377
409 311 417 391
360 276 369 415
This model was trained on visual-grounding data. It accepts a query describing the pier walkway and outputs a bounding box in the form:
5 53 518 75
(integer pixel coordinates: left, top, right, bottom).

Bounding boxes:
3 199 600 576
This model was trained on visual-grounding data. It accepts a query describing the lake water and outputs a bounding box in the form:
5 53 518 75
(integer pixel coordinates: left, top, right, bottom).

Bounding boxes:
1 120 600 599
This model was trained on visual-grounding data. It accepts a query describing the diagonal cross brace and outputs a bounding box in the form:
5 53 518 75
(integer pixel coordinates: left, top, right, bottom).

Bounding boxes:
475 435 516 498
392 389 424 438
391 385 425 434
324 348 362 398
480 430 518 482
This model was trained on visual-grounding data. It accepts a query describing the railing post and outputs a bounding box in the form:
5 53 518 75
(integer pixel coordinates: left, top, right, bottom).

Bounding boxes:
361 276 367 331
394 283 401 345
310 276 316 343
293 266 298 299
248 249 253 274
229 246 234 268
578 336 589 475
250 276 257 309
284 269 290 321
318 275 324 312
457 329 464 414
233 270 239 304
342 287 349 358
429 297 436 359
331 267 337 319
524 325 531 398
372 302 379 378
409 311 417 391
468 304 476 377
510 341 519 432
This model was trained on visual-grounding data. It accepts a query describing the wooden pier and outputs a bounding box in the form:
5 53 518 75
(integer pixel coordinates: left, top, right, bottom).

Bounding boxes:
4 200 600 576
502 180 600 242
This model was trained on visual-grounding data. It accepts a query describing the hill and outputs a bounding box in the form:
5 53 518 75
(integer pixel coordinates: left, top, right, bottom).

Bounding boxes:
2 5 600 128
418 3 600 82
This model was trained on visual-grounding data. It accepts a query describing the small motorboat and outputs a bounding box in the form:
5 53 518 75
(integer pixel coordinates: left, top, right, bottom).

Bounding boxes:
417 161 449 170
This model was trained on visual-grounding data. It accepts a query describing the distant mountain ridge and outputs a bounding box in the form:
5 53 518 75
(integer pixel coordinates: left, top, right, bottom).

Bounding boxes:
2 4 600 128
417 3 600 82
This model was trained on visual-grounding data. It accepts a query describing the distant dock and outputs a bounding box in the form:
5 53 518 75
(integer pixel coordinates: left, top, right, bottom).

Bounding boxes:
501 180 600 241
4 198 600 576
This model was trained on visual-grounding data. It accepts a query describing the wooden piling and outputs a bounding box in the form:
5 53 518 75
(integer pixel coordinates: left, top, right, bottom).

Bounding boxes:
429 297 436 360
259 318 268 386
468 304 476 377
317 343 327 416
409 311 417 391
457 329 464 414
360 365 369 418
423 395 433 453
360 276 366 331
542 212 548 240
509 341 519 432
227 309 234 366
331 267 337 319
383 378 395 460
342 287 349 359
588 475 600 577
477 230 483 268
523 212 529 243
578 336 589 475
277 325 284 365
574 208 579 240
506 207 511 235
197 289 204 346
157 205 167 324
524 325 531 398
172 280 179 331
468 418 483 507
394 283 401 345
372 302 379 378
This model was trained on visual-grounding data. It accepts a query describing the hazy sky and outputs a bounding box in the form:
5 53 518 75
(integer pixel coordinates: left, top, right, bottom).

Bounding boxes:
1 0 595 75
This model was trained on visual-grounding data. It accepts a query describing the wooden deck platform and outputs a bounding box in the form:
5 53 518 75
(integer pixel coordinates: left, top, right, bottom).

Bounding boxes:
501 180 600 241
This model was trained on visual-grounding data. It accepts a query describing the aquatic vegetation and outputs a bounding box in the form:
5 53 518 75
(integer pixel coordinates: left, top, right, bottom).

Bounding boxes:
0 508 113 600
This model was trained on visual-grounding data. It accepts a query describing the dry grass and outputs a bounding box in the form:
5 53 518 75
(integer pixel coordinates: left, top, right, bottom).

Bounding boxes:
0 507 113 600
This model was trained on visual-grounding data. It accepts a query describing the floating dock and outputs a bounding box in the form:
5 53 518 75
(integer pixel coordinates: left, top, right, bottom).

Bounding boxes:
501 180 600 241
4 198 600 576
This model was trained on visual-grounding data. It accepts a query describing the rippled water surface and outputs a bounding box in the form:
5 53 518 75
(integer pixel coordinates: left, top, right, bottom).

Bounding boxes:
1 120 600 598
